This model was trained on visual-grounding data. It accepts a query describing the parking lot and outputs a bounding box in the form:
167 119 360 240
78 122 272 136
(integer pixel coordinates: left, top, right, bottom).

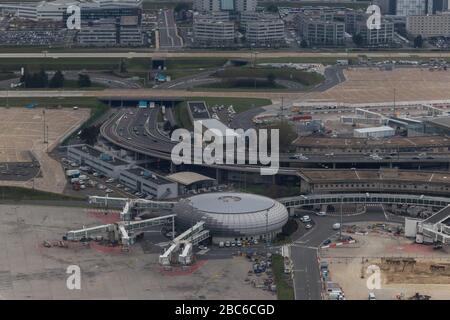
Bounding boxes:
310 67 450 103
0 107 90 192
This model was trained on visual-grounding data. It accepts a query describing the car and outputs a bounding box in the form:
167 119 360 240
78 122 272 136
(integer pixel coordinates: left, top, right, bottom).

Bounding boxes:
98 184 106 190
105 189 113 193
368 292 376 300
332 223 341 230
305 223 313 230
116 184 123 188
323 239 332 246
236 241 242 247
300 215 311 223
427 156 435 159
124 187 130 192
316 211 327 216
231 242 236 247
92 172 99 177
225 241 231 247
106 178 115 183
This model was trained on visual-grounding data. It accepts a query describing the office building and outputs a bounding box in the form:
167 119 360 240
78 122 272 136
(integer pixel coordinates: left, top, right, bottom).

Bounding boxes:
0 0 142 21
193 18 235 46
407 12 450 37
77 16 143 46
245 18 285 46
193 0 256 13
355 18 395 46
396 0 427 16
297 13 345 46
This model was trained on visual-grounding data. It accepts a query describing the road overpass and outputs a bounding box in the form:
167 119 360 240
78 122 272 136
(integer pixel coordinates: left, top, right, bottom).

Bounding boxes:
1 51 450 59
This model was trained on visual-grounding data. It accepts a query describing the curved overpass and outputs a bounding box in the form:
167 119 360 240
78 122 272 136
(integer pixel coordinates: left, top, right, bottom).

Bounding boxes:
101 108 450 177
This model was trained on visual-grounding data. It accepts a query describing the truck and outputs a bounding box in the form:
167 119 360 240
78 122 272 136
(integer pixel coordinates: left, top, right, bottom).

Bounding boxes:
66 169 80 178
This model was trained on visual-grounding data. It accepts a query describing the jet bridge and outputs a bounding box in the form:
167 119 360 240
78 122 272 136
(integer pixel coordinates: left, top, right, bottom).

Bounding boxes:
65 214 176 246
88 196 176 220
159 220 210 266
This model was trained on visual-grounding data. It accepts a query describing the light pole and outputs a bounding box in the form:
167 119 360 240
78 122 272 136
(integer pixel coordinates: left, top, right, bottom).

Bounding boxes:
340 195 343 240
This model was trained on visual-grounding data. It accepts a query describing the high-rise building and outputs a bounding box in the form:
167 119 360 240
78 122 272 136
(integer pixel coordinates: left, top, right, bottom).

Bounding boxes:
407 12 450 37
428 0 449 14
396 0 427 16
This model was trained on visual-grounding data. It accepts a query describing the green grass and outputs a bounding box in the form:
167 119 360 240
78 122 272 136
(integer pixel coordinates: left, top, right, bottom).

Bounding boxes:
202 97 271 114
0 186 83 201
174 97 271 129
271 254 295 300
213 67 324 87
165 58 228 80
174 101 193 130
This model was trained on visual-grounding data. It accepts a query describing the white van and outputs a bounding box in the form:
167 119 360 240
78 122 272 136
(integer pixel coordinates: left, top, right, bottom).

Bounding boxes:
219 241 224 248
332 223 341 230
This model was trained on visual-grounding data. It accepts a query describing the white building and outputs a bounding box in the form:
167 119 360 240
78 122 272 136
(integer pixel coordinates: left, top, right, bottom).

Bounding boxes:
354 126 395 138
193 18 235 46
246 19 285 46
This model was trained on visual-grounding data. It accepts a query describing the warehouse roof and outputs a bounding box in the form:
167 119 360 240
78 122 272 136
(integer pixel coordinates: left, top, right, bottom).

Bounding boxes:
167 171 215 186
354 126 395 134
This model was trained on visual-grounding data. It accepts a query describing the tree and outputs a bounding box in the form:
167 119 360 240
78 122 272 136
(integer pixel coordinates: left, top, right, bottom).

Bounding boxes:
79 125 100 145
300 39 308 48
414 35 424 48
118 59 127 73
267 73 276 85
174 3 189 12
38 69 48 88
78 74 91 87
266 4 278 13
353 33 364 47
49 70 64 88
163 120 172 132
261 120 297 153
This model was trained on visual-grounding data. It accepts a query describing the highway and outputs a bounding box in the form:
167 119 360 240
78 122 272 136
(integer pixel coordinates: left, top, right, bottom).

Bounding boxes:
100 108 450 175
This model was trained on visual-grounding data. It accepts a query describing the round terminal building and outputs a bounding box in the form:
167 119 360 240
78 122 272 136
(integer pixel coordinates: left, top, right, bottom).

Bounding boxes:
174 192 289 244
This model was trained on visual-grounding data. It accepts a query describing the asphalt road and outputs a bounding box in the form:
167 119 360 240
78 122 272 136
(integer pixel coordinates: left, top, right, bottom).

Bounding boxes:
157 9 183 49
291 206 405 300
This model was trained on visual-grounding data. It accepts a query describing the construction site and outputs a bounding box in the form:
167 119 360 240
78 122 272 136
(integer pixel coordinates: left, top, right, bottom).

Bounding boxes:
320 222 450 300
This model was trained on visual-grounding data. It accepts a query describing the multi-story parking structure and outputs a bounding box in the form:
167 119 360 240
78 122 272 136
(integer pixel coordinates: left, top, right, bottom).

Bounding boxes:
298 168 450 196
